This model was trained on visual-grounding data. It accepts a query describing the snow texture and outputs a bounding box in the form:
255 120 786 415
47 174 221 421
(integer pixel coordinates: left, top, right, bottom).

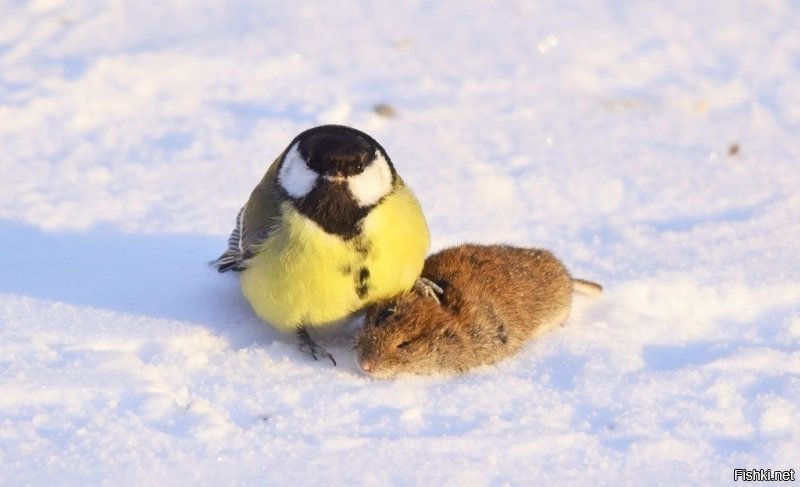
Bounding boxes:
1 0 799 485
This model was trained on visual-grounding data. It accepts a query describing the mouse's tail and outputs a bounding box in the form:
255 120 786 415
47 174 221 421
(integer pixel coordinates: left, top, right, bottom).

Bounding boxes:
572 278 603 296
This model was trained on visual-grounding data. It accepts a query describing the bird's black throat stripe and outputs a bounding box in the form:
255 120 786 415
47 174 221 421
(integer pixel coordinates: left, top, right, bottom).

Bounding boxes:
292 180 374 240
288 178 376 299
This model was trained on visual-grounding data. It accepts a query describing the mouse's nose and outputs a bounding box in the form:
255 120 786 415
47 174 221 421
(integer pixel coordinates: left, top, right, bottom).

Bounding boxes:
359 359 374 373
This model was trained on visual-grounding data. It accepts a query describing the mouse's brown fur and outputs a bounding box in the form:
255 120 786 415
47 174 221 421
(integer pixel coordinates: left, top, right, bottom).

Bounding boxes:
354 244 601 378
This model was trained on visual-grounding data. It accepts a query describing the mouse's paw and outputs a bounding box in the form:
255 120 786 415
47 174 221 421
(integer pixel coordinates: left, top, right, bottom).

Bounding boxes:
414 277 444 305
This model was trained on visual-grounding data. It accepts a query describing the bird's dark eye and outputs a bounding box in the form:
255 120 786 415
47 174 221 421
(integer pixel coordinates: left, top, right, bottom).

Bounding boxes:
397 340 411 350
354 162 363 172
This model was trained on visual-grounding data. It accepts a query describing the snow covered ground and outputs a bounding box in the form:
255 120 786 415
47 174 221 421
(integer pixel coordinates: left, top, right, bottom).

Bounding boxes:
2 0 799 484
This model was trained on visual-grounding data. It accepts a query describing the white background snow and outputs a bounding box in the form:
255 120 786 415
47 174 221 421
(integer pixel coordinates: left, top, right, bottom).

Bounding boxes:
1 0 799 484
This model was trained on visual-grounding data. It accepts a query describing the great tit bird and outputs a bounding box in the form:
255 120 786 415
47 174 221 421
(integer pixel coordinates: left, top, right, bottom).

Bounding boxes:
214 125 432 365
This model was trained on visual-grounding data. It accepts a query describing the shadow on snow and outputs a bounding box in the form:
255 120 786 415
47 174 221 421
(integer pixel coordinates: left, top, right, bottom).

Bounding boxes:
0 219 277 349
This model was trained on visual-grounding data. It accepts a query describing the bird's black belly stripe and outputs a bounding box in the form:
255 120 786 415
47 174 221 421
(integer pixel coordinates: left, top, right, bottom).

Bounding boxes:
356 267 370 298
353 237 371 256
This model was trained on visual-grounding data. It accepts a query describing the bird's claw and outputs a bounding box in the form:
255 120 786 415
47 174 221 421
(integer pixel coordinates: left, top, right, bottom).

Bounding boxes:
414 277 444 305
309 346 337 366
297 327 337 366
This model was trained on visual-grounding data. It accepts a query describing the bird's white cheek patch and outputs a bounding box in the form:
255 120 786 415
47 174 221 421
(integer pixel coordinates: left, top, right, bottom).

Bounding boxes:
348 152 393 207
278 144 317 198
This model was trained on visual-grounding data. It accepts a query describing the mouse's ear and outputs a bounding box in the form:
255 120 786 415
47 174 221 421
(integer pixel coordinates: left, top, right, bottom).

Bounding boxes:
374 305 396 325
365 300 395 325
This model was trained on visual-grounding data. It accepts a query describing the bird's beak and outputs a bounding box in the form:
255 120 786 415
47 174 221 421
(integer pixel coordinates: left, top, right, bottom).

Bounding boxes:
324 175 348 184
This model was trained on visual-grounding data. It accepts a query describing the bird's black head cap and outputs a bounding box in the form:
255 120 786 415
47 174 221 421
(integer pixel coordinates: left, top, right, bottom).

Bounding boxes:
294 125 396 178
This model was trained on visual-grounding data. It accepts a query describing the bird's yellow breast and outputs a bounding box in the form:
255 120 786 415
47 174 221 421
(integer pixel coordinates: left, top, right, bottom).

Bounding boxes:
239 185 429 331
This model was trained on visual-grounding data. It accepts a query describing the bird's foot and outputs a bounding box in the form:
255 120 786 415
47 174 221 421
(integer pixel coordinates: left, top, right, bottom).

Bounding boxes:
414 277 444 305
296 326 337 366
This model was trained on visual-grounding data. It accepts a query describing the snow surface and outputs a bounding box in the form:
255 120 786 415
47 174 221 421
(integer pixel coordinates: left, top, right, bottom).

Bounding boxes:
2 0 799 484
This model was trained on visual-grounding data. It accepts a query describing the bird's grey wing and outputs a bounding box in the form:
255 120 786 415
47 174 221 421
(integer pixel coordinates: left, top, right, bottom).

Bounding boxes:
213 158 284 273
213 204 250 272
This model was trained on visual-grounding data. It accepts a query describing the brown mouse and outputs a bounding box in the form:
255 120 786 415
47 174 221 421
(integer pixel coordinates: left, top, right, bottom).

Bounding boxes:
354 244 601 378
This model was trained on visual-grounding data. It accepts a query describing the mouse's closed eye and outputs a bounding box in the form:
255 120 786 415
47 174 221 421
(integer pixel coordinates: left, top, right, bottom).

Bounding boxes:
396 336 426 351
